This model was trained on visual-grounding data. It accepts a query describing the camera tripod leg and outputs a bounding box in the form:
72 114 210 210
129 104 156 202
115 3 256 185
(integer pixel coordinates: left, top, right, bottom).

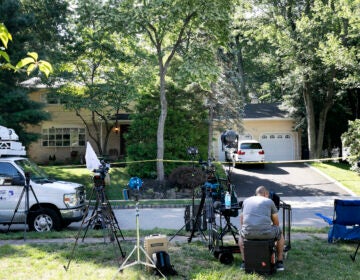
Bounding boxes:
7 174 48 239
188 189 207 243
6 187 26 233
64 187 96 271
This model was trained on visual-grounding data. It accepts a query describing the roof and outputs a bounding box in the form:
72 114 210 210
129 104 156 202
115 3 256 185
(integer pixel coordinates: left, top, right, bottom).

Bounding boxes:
243 103 290 119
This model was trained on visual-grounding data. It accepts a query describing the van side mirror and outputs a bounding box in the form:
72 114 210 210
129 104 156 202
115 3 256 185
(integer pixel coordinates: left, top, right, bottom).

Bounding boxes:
12 174 25 186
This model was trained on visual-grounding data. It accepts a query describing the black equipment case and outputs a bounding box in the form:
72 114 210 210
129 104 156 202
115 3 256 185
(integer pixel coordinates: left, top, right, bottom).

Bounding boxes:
244 239 276 275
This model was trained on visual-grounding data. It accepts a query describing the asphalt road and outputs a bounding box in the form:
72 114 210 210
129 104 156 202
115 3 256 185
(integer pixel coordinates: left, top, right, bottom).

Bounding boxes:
229 162 353 198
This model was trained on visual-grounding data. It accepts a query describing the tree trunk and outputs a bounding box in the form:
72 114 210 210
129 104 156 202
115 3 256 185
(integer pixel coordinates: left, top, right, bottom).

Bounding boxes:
314 68 336 158
234 35 246 98
156 65 167 182
303 81 317 159
207 84 218 160
208 104 215 160
303 69 336 159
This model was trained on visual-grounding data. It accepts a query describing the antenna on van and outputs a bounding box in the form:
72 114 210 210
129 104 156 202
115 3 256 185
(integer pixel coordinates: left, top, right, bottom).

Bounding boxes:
0 126 26 157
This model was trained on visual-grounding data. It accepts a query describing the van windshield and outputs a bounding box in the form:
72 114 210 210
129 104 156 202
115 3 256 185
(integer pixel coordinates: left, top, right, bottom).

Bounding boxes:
15 159 51 183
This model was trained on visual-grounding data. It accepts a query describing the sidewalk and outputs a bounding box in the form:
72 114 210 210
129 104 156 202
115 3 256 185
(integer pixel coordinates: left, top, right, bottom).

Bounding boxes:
69 195 358 231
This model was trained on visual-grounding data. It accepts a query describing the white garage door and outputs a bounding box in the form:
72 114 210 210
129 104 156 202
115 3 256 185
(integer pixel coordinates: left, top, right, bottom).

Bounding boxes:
260 133 294 162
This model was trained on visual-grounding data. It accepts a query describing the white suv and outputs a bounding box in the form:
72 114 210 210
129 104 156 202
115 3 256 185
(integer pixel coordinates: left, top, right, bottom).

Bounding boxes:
225 140 265 167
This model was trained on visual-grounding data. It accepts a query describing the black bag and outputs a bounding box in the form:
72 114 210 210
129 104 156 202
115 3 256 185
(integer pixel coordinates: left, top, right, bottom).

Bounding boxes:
152 251 178 276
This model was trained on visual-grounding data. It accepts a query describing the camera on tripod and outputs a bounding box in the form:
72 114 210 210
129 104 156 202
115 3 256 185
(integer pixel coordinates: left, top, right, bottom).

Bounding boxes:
187 146 198 156
93 160 110 188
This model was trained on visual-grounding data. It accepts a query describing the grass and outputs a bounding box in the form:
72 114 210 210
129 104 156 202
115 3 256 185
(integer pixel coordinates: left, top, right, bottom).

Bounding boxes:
1 235 360 280
310 161 360 195
43 165 130 200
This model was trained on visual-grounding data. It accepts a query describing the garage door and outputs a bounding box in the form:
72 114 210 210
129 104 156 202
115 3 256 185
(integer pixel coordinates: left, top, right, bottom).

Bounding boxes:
260 133 294 162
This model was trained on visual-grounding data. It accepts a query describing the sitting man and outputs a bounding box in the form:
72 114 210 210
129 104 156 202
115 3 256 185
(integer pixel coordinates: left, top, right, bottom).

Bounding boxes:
239 186 285 271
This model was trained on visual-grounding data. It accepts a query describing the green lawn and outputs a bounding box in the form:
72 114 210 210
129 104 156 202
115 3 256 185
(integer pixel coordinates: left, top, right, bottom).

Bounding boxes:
1 235 359 280
310 161 360 195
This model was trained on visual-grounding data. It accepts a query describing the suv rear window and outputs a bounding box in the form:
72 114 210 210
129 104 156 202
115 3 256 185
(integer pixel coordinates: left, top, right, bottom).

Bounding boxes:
240 143 263 149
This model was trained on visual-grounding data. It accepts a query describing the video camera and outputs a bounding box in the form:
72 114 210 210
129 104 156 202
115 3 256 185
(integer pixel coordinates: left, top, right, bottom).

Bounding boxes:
93 160 110 187
187 146 198 156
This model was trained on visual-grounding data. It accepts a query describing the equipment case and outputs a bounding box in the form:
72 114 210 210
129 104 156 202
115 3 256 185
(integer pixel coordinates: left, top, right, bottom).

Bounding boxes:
244 239 276 275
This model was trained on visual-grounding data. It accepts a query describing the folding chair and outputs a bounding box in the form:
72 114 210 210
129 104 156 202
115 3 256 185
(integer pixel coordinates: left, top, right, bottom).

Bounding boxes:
328 199 360 243
317 199 360 261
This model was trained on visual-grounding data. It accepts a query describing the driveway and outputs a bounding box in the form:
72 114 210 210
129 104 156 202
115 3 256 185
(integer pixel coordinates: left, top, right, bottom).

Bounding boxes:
229 163 353 198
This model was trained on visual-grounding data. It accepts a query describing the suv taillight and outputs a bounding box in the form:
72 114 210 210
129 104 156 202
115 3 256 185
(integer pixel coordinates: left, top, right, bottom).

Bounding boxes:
237 150 245 155
259 150 265 155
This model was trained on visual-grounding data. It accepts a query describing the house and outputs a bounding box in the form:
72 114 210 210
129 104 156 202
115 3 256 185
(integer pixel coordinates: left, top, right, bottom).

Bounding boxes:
214 103 301 162
24 81 300 164
25 82 130 164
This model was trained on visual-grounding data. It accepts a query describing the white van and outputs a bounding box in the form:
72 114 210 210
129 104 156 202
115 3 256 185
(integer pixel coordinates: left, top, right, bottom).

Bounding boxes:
0 126 86 232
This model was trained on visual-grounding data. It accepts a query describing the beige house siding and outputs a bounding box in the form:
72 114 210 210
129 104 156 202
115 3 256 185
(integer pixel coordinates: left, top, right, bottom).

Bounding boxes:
27 90 129 163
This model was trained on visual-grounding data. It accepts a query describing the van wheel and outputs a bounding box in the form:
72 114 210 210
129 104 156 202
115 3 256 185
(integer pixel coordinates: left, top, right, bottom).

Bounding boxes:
28 208 62 232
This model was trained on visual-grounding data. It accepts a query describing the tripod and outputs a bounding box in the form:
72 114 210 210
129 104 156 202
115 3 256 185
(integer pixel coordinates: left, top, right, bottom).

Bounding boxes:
170 149 207 242
113 193 166 279
6 172 44 239
64 172 125 271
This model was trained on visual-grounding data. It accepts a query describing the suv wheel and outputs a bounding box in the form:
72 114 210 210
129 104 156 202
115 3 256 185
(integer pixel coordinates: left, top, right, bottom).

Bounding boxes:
28 208 61 232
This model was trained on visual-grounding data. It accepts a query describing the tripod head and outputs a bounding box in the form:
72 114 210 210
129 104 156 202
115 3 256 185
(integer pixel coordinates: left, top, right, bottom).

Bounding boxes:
92 160 110 188
25 172 30 186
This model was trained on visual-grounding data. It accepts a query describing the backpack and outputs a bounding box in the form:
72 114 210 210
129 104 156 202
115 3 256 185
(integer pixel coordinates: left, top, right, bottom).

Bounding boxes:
152 251 178 276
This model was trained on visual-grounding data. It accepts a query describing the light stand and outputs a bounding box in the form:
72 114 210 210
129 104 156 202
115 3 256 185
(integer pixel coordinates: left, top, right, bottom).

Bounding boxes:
113 178 166 279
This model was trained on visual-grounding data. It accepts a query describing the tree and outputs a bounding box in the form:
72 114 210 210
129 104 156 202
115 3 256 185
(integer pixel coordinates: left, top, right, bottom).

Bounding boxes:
253 0 360 159
57 0 138 155
0 0 65 146
112 0 234 182
341 119 360 172
126 83 208 178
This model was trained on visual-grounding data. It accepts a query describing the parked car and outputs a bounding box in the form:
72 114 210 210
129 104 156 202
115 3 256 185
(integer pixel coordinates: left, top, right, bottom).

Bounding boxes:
0 125 86 232
225 140 265 168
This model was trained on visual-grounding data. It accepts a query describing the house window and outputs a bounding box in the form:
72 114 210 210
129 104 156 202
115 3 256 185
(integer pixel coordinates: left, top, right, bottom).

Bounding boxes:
41 92 67 105
42 127 85 147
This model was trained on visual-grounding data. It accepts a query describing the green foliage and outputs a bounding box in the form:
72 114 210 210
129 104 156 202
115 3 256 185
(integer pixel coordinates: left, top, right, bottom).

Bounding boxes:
0 0 65 145
341 119 360 172
126 84 208 178
0 84 50 146
55 0 140 155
